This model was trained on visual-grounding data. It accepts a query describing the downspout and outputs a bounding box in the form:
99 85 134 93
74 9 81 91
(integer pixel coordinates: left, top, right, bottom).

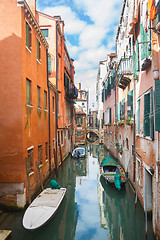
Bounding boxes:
133 36 136 182
55 21 59 176
47 49 51 174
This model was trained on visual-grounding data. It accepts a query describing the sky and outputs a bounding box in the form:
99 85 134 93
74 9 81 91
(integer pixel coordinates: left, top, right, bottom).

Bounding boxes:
37 0 123 109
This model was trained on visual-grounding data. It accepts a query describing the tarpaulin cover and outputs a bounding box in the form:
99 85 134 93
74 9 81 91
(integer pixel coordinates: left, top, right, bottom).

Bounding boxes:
100 157 117 167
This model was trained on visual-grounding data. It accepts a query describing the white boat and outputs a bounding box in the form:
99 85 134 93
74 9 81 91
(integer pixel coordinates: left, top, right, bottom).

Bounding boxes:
23 187 66 230
72 147 86 158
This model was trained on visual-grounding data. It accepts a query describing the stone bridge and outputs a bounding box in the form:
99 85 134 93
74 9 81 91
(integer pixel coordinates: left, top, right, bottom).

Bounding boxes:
86 128 99 143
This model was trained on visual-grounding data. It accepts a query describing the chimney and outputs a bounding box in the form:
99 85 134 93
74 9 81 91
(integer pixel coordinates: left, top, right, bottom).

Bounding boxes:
28 0 36 17
78 83 81 90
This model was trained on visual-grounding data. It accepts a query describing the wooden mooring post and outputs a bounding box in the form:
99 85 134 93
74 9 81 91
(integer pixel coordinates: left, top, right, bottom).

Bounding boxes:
59 144 64 169
25 157 31 204
36 161 44 191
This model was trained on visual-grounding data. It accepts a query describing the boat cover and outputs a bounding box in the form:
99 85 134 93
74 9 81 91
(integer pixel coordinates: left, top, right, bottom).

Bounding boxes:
114 173 121 190
100 157 117 167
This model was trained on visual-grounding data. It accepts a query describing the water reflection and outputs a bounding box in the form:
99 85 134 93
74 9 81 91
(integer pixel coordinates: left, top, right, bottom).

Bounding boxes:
0 144 156 240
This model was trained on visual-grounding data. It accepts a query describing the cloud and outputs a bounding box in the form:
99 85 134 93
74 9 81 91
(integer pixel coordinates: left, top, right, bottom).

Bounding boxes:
42 6 86 35
38 0 122 109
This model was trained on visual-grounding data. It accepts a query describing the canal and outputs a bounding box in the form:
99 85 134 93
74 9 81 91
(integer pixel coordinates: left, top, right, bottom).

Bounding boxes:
0 144 156 240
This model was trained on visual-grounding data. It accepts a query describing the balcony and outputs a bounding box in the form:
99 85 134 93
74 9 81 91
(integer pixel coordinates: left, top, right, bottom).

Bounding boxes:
116 57 133 89
65 85 78 99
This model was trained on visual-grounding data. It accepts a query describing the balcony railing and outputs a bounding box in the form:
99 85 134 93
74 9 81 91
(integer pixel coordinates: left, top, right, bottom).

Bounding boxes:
116 57 133 89
65 85 78 99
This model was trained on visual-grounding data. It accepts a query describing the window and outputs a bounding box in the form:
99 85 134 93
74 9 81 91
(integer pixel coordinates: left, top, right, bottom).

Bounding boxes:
126 138 129 149
82 103 84 106
77 131 81 137
52 96 55 112
26 79 31 105
48 54 51 75
44 91 47 110
61 131 63 145
38 145 42 165
45 142 48 160
127 90 133 119
68 130 70 140
37 39 41 61
117 102 121 121
41 29 49 38
137 99 140 134
26 22 31 50
121 99 125 120
75 117 83 125
143 89 154 139
57 131 60 146
28 148 33 172
37 86 40 108
155 80 160 131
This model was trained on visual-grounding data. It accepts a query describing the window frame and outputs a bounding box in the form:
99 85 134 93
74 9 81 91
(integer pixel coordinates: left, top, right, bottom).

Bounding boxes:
26 21 32 50
26 78 31 105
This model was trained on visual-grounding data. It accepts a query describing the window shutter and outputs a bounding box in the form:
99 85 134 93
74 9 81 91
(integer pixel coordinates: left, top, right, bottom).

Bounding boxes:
150 88 154 139
26 79 30 104
122 98 125 119
109 108 111 124
138 99 140 134
102 89 104 102
75 117 77 124
81 118 83 124
144 93 150 136
26 22 29 48
155 79 160 131
48 54 51 75
127 90 133 119
117 102 120 121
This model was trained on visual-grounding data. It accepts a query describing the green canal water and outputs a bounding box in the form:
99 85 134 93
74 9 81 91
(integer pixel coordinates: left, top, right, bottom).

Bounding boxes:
0 144 156 240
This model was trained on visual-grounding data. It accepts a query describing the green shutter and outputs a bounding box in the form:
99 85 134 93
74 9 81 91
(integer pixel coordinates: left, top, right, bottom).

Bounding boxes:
81 118 83 124
26 79 30 104
109 108 111 124
117 102 120 121
121 98 125 119
133 40 139 79
48 54 51 75
44 91 47 109
127 90 133 119
75 117 77 124
26 22 29 48
37 39 40 60
37 86 40 107
140 24 151 60
150 88 154 139
144 93 150 136
138 99 140 134
155 79 160 131
102 89 104 102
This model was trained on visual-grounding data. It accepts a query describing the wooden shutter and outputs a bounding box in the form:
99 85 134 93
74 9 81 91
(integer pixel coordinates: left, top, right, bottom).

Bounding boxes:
122 98 125 119
102 89 104 102
155 80 160 131
109 108 111 124
150 88 154 139
138 99 140 134
26 22 29 48
144 93 150 136
127 90 133 119
26 79 30 105
117 102 120 121
48 54 51 75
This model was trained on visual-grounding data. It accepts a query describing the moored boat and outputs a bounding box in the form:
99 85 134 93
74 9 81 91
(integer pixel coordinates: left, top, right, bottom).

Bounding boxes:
23 184 66 230
72 147 86 158
100 157 126 190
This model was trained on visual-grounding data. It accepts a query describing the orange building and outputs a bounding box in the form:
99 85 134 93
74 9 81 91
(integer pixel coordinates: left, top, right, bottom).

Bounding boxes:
35 2 77 166
0 0 52 207
0 0 77 207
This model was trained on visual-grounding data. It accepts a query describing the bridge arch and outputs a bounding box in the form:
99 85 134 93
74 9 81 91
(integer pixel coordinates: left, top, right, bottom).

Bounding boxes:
86 130 99 143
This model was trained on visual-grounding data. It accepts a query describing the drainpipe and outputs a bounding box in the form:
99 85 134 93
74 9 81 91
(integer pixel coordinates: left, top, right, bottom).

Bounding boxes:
55 21 59 177
133 45 136 182
47 49 51 175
